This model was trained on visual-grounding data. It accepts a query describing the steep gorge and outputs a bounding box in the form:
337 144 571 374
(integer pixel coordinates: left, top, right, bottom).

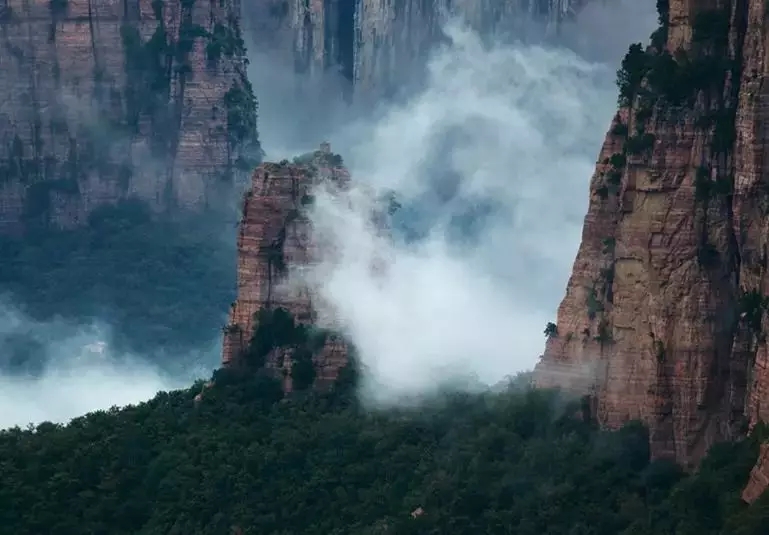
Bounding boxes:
533 0 769 502
0 0 260 232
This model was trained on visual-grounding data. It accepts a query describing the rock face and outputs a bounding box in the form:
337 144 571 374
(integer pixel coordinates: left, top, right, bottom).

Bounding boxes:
742 442 769 503
534 0 769 501
0 0 260 232
222 143 349 390
243 0 583 101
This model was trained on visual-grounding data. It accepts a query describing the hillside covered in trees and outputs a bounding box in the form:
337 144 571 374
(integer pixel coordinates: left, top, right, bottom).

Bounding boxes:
0 367 767 535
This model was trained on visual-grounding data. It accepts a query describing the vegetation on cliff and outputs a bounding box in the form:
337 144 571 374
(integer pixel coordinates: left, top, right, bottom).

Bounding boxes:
616 3 734 111
0 0 261 229
585 1 742 333
0 370 767 534
121 0 213 158
613 0 736 164
0 199 235 373
238 307 340 390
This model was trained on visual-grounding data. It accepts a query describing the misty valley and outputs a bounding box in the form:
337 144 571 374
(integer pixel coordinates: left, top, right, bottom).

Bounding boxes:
0 200 236 376
1 0 769 533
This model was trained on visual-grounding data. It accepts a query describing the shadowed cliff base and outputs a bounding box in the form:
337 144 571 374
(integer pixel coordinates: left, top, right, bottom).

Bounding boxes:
0 199 236 355
0 198 239 428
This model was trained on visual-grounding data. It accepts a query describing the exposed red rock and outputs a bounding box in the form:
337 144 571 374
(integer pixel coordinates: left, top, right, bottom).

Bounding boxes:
221 143 349 390
534 0 769 502
742 442 769 503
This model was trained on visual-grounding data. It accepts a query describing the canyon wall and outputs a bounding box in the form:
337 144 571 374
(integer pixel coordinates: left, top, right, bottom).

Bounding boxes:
221 143 349 391
352 0 582 100
533 0 769 501
243 0 584 101
0 0 260 232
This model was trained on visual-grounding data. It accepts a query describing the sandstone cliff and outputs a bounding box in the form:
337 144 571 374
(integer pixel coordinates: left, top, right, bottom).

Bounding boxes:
533 0 769 502
243 0 583 101
221 143 349 391
0 0 260 232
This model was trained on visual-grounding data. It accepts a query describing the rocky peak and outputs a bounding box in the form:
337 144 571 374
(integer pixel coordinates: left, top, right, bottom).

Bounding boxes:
534 0 769 502
0 0 259 232
221 143 349 391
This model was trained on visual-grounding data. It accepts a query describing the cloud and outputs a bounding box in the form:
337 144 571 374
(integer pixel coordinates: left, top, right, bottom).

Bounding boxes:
0 300 213 429
300 7 656 404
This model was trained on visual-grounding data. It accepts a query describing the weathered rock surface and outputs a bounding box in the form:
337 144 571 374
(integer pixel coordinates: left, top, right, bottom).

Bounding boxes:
222 143 349 390
742 442 769 503
0 0 259 232
243 0 584 101
534 0 769 502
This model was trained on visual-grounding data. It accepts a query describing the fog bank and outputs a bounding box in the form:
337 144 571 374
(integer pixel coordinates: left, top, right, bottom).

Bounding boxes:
0 300 215 429
290 4 656 404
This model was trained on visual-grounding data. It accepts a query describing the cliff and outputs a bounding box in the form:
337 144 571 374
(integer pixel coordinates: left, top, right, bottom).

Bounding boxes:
0 0 260 232
352 0 583 100
221 143 349 391
243 0 583 101
534 0 769 502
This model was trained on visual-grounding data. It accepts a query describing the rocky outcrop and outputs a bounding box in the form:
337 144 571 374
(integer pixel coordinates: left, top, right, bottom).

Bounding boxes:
243 0 584 101
742 442 769 503
0 0 260 232
534 0 769 501
221 143 349 390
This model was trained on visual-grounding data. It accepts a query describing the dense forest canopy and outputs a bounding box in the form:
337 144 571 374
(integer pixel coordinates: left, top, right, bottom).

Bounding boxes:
0 367 767 535
0 199 236 375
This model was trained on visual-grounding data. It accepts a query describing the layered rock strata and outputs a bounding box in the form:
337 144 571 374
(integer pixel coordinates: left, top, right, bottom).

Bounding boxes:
221 143 349 391
0 0 259 232
534 0 769 502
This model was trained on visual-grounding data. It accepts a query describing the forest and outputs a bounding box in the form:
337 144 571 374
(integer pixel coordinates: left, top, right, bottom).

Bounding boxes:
0 367 767 535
